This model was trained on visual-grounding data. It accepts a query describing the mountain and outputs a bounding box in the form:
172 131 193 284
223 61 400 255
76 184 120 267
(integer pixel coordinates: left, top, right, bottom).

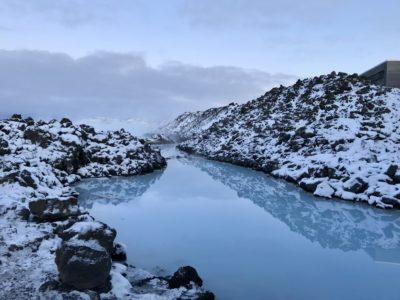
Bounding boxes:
163 72 400 209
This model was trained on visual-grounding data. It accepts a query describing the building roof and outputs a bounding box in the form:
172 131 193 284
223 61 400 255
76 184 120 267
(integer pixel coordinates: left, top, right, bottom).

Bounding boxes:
362 60 400 76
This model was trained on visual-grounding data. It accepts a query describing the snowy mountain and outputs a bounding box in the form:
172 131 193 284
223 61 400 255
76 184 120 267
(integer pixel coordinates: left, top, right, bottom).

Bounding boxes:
163 72 400 209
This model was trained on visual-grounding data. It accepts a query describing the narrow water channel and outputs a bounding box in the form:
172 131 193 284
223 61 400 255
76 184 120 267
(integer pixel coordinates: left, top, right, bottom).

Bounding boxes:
75 146 400 300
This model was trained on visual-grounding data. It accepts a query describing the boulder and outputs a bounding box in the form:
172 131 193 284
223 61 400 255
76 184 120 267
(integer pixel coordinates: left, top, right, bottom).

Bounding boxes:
112 242 127 261
23 128 52 148
168 266 203 289
343 177 368 194
0 172 19 185
53 147 89 174
10 114 22 120
385 164 398 178
58 221 116 254
0 147 10 156
313 166 337 179
24 117 35 126
385 164 400 183
16 207 30 221
0 170 37 189
381 197 400 209
262 161 279 173
314 181 335 198
60 118 73 127
55 239 112 291
299 178 322 193
0 138 10 156
19 169 37 189
29 197 80 220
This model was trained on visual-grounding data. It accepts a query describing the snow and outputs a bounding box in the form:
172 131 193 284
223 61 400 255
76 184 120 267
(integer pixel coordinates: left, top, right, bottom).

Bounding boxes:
314 182 335 198
109 271 133 298
65 221 103 235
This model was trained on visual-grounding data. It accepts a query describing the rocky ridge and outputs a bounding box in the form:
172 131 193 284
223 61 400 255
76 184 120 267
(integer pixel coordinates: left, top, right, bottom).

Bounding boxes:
0 115 213 299
163 72 400 209
161 104 237 142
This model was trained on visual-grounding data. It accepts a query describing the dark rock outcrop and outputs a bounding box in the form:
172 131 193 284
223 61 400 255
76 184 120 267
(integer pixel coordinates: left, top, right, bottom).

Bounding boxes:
112 243 127 261
168 266 203 289
16 207 30 221
19 170 37 189
23 128 52 148
29 197 80 220
55 240 112 291
343 177 368 194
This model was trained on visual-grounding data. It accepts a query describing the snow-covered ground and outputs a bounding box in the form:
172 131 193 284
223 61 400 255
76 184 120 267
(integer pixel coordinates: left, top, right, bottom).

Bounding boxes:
0 115 212 299
163 72 400 209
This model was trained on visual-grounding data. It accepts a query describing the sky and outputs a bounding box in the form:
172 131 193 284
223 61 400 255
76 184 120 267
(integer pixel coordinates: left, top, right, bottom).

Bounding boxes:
0 0 399 132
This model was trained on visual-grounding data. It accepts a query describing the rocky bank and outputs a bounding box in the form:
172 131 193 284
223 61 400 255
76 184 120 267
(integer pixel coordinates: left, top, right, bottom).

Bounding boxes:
0 115 214 299
163 72 400 209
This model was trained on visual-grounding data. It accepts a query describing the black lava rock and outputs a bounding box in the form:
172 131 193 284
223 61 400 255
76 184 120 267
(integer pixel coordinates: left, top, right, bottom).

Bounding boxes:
111 242 127 261
168 266 203 289
29 197 80 221
55 240 112 291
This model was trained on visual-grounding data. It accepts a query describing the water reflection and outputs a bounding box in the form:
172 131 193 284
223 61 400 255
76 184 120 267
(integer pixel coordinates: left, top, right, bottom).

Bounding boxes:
75 169 165 209
179 156 400 262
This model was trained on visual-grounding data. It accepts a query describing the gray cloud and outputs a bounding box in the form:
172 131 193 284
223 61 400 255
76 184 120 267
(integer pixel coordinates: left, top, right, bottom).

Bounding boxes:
0 25 13 31
0 0 114 27
180 0 346 29
0 50 297 122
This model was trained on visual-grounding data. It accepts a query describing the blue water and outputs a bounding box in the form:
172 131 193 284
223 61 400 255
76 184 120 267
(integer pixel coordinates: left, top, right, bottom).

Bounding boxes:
76 146 400 300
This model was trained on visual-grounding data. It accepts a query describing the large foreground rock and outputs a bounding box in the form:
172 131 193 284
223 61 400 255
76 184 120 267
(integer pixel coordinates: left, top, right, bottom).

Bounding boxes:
29 197 80 220
55 239 112 291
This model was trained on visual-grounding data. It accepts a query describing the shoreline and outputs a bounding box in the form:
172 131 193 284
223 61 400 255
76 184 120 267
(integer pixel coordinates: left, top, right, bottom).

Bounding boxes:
0 115 214 299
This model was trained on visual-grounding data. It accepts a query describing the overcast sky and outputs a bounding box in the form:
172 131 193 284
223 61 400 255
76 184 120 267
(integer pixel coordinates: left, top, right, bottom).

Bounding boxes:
0 0 399 130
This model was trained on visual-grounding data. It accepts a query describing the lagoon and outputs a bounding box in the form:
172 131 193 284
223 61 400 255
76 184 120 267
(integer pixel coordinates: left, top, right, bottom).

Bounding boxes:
76 146 400 300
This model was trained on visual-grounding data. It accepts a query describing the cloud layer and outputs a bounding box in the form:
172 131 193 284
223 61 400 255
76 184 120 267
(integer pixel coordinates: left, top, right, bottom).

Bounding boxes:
0 50 296 123
180 0 345 29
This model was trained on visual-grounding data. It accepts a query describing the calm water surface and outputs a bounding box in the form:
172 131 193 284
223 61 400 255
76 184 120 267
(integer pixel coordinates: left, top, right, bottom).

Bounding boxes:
76 146 400 300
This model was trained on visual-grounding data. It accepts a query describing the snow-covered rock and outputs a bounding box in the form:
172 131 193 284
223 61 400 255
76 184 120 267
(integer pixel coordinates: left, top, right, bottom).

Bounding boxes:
55 238 112 291
29 197 80 220
0 116 166 203
1 116 215 299
165 72 400 208
58 220 116 254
